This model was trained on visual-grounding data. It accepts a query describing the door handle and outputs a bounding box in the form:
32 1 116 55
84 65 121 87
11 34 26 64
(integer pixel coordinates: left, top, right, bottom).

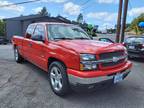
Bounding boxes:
28 43 32 47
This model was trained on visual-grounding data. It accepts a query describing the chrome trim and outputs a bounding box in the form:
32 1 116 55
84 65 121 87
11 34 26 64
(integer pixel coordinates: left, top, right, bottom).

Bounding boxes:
68 74 114 85
68 68 130 85
93 55 127 64
80 55 127 64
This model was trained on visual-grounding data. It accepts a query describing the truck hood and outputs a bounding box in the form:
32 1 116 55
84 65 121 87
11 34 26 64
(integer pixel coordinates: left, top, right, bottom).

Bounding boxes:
53 40 125 54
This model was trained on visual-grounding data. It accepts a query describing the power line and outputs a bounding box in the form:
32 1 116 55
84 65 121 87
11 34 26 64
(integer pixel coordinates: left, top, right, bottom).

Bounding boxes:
0 0 41 8
81 0 94 11
128 0 135 21
72 0 90 6
128 0 133 10
80 0 90 6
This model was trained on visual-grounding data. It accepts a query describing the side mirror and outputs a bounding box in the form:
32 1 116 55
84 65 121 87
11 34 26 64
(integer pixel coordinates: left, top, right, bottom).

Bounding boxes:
32 35 45 42
25 33 31 39
99 38 114 43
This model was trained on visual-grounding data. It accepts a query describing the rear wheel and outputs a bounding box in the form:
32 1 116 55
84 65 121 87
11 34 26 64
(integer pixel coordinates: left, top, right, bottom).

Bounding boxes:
49 61 70 96
14 47 24 63
128 55 134 60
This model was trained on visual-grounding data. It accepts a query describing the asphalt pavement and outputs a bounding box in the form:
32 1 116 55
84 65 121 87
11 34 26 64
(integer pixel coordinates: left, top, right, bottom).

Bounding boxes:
0 44 144 108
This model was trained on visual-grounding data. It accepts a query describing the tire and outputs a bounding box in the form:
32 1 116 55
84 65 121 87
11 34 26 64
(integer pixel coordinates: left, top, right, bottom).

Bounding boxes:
14 47 24 63
49 61 70 96
128 55 133 60
4 43 7 45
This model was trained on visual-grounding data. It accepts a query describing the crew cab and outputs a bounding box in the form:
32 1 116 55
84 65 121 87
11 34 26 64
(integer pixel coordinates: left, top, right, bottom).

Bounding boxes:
12 22 132 96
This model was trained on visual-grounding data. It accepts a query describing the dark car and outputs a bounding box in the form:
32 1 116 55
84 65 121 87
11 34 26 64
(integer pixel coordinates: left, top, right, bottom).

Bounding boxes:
124 36 144 58
0 37 8 45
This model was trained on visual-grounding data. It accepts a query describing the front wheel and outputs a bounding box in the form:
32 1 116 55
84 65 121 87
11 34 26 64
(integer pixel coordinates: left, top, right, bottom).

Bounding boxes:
14 47 24 63
49 61 70 96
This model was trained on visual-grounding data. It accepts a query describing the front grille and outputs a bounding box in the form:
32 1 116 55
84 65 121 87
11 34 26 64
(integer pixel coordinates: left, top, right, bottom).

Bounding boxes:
101 59 125 67
99 51 125 68
99 51 124 60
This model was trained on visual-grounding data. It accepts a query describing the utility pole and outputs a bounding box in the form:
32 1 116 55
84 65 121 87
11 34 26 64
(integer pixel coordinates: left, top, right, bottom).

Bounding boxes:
121 0 129 43
116 0 123 43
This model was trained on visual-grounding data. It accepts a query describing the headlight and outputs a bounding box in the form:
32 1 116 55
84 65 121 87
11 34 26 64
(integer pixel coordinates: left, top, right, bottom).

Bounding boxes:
80 54 96 61
80 54 97 71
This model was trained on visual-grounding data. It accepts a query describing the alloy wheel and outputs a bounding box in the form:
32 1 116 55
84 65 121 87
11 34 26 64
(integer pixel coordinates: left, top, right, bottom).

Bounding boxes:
50 66 63 91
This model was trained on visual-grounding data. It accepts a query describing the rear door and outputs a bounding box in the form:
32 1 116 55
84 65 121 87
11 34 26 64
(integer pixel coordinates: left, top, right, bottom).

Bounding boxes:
22 24 35 59
29 24 47 71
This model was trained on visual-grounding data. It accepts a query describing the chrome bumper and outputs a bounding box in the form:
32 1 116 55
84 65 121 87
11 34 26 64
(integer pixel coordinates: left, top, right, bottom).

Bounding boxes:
68 68 131 85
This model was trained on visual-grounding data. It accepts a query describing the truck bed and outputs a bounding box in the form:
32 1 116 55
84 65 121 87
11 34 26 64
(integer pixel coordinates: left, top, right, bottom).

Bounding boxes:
12 35 24 46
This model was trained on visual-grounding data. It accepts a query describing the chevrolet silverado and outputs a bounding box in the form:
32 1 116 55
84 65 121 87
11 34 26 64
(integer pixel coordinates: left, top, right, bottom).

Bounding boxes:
12 22 132 96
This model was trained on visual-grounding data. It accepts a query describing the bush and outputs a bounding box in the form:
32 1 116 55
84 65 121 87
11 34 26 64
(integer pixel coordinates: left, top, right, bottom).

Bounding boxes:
0 20 5 36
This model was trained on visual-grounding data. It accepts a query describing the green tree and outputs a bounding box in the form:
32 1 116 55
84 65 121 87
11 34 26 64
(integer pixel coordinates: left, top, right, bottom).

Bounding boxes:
0 20 5 36
77 13 83 23
128 13 144 35
126 23 131 29
38 7 50 16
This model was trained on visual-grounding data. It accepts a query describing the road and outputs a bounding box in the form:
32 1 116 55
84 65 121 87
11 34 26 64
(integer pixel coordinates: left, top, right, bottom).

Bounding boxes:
0 44 144 108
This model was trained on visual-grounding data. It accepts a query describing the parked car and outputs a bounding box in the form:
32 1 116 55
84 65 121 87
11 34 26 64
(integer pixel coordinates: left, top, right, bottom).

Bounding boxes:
0 37 8 45
12 22 132 96
123 36 144 58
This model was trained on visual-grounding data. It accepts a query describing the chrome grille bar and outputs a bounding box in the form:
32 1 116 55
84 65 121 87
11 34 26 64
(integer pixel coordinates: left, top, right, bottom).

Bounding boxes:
93 55 127 64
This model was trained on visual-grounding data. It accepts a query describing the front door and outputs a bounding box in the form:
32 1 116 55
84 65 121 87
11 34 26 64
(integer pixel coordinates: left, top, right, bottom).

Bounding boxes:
29 24 47 71
22 24 35 60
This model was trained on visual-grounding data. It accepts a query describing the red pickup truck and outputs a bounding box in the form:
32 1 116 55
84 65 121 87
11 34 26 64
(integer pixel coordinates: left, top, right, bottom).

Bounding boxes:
12 22 132 96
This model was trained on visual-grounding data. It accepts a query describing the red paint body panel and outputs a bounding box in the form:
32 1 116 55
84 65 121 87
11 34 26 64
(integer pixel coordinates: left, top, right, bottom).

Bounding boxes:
12 22 132 79
67 61 132 78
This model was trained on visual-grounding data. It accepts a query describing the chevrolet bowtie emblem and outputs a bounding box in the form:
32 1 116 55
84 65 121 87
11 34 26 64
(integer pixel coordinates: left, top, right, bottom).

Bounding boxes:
112 57 119 62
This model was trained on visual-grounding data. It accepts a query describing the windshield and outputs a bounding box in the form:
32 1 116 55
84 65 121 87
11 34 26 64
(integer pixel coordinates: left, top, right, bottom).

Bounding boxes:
47 24 91 40
125 37 144 44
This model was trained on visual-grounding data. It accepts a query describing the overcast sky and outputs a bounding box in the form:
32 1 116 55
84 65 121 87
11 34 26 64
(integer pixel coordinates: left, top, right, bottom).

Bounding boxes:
0 0 144 30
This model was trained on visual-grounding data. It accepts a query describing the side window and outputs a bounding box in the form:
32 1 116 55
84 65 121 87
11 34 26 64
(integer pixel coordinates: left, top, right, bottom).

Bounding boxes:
32 24 45 40
26 25 35 38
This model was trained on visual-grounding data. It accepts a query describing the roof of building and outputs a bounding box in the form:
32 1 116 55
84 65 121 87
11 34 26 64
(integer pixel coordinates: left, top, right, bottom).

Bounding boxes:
30 22 76 26
4 14 71 23
4 14 45 21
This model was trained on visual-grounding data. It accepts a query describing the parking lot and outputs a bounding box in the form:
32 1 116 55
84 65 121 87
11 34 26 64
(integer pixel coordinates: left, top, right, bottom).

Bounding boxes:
0 44 144 108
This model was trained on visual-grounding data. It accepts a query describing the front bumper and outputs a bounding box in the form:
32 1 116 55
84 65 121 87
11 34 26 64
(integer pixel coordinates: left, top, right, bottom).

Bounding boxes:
68 68 130 85
67 61 132 88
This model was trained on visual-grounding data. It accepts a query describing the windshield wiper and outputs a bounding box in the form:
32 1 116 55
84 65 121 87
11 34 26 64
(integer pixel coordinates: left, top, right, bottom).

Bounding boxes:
74 37 90 40
53 37 73 40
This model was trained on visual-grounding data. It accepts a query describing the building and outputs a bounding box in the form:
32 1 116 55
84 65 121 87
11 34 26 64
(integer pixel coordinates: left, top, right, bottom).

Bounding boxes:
4 15 71 40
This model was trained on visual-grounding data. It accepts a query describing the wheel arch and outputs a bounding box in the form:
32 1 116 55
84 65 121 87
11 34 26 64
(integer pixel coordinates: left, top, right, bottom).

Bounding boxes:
48 57 67 70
